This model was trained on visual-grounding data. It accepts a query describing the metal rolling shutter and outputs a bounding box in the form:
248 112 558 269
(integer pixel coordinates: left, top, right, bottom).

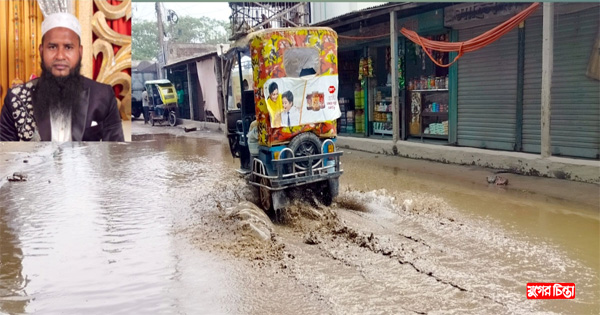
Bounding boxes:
523 8 600 158
522 16 543 154
550 8 599 158
457 25 519 151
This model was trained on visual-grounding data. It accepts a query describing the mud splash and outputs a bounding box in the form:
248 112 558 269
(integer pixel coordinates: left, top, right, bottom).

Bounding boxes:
180 181 597 314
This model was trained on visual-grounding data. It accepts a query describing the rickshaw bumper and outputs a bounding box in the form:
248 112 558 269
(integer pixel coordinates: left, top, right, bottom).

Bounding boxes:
249 151 343 191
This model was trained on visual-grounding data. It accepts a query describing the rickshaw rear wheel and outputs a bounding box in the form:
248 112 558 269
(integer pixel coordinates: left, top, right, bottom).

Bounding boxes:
259 176 274 212
318 178 338 206
168 111 177 126
288 132 322 170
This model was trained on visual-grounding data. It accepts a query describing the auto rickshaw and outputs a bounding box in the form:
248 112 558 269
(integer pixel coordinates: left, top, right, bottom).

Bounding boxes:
225 27 343 212
145 79 178 126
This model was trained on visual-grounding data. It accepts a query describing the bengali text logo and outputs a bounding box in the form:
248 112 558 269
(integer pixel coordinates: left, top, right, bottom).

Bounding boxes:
527 283 575 299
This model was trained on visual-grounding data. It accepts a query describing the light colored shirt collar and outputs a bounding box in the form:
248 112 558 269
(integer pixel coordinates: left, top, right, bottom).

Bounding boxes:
50 108 72 142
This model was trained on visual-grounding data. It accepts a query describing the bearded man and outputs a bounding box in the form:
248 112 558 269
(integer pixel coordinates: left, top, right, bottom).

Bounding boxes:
0 13 124 141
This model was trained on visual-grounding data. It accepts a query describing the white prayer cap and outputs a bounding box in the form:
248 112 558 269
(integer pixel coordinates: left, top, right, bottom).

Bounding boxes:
41 13 81 38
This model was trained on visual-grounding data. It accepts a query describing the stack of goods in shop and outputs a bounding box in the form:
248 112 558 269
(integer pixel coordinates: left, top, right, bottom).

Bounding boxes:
358 57 373 80
374 87 393 135
354 85 364 110
346 110 355 133
423 102 448 113
375 91 392 117
398 56 405 89
338 97 351 133
355 111 364 133
376 89 382 102
373 104 392 122
408 75 448 91
353 83 364 134
424 120 448 135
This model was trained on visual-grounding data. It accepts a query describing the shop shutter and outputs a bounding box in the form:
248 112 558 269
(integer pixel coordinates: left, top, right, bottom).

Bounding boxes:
522 15 543 154
457 25 519 151
523 8 599 159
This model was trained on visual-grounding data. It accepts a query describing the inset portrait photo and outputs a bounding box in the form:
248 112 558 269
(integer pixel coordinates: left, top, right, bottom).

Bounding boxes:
0 1 131 141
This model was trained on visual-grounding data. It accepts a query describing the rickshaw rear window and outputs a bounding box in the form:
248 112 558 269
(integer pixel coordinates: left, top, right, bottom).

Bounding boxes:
283 47 319 78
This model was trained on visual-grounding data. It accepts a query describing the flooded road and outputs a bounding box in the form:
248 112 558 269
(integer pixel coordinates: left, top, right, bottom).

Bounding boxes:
1 133 598 314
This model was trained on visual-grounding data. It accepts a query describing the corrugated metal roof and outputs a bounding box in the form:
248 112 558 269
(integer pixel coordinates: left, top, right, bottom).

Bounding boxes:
133 60 158 72
312 2 450 29
312 2 404 26
164 50 218 68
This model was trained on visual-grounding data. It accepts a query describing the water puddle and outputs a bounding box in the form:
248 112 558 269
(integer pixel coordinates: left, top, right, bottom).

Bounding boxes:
1 136 597 314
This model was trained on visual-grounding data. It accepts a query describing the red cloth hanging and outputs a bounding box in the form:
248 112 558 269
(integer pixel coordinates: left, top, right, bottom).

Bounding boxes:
401 2 541 67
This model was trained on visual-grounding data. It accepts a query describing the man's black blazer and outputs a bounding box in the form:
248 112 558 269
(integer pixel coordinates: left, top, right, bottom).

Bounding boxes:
0 77 124 141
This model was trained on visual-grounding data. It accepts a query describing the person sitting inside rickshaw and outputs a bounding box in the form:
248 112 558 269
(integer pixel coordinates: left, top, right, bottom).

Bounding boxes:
154 104 165 117
152 92 165 117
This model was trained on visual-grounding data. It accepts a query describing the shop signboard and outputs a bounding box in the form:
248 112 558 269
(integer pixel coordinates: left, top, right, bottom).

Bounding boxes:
444 3 530 28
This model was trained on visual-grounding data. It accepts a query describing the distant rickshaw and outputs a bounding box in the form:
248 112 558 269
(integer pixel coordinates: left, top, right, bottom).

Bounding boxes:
145 79 178 126
225 27 343 212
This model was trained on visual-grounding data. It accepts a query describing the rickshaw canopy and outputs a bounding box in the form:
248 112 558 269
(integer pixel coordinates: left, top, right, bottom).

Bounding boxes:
145 80 178 106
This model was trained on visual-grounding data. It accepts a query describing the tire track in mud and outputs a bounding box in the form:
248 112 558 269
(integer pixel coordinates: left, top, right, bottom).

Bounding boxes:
326 223 510 309
186 185 514 313
176 160 593 314
317 188 598 313
273 188 594 313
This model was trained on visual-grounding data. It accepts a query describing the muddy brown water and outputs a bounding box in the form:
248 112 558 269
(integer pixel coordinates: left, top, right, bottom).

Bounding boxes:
0 134 598 314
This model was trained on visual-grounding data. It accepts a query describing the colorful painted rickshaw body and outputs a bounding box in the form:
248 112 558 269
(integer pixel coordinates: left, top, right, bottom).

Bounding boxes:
226 27 343 211
145 79 178 126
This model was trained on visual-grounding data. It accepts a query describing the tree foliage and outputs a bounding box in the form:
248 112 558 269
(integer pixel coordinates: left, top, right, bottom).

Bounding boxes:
133 16 230 61
132 20 158 61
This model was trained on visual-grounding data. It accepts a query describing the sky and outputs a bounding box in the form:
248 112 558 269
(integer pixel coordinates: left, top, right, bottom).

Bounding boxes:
132 2 231 23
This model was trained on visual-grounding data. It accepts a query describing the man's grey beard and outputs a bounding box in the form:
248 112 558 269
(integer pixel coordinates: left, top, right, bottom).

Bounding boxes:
33 57 83 120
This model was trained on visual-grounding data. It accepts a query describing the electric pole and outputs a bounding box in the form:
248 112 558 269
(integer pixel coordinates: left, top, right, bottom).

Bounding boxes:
156 2 165 79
